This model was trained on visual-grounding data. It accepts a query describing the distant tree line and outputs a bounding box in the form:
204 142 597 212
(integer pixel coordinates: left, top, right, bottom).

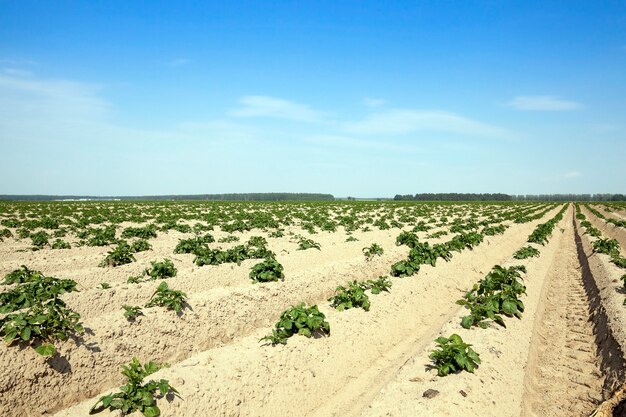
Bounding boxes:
0 193 335 201
394 193 512 201
394 193 626 202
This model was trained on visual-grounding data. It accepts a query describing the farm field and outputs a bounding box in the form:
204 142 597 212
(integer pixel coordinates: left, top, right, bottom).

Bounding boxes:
1 200 626 417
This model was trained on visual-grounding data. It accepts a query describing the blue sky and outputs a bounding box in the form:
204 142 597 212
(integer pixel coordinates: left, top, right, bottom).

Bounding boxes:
1 1 625 197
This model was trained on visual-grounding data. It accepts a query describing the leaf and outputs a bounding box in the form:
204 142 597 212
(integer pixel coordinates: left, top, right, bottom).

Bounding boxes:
35 343 56 356
460 315 474 329
501 299 517 316
143 406 161 417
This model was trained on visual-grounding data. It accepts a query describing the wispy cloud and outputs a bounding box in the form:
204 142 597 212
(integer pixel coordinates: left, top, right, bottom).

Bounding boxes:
363 97 386 107
166 58 190 67
342 109 511 139
2 68 33 77
230 95 326 123
0 58 37 66
507 95 582 111
564 171 582 179
304 134 417 153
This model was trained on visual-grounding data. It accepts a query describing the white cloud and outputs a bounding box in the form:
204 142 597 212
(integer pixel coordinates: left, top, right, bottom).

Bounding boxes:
363 97 386 107
564 171 582 179
507 96 582 111
230 95 326 122
342 109 511 139
2 68 33 77
304 135 418 153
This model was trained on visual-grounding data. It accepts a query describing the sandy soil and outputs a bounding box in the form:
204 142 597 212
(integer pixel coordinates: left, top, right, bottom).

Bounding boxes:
2 203 626 417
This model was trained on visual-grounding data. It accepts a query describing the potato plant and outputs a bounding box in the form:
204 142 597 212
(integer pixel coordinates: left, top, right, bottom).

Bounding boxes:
429 334 480 377
100 242 136 267
328 281 371 311
513 246 540 260
261 302 330 345
144 259 177 280
123 305 143 321
90 357 179 417
145 282 187 314
249 257 285 283
362 243 384 260
0 297 84 356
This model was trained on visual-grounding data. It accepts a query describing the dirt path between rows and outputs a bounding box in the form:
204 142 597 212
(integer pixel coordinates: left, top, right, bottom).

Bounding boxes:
521 217 604 416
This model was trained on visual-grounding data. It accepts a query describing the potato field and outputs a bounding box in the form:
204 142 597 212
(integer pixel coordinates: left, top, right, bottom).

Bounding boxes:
1 200 626 416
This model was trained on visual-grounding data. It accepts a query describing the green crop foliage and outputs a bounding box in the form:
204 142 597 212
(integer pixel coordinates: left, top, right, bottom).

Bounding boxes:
121 225 158 240
173 234 214 254
345 236 358 242
363 276 392 294
100 242 137 267
90 357 179 417
100 282 111 290
123 305 143 321
426 230 448 239
457 265 527 329
82 226 118 247
51 239 71 249
0 271 78 313
429 334 480 377
0 297 84 356
127 275 144 284
144 259 177 280
592 238 620 257
395 231 420 248
2 265 43 285
295 236 321 251
249 257 285 283
513 246 540 260
328 281 371 311
131 239 152 253
362 243 384 260
218 235 240 243
481 224 508 236
30 231 50 249
260 302 330 345
145 282 187 314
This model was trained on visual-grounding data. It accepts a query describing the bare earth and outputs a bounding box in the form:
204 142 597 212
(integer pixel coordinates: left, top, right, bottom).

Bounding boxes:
1 204 625 417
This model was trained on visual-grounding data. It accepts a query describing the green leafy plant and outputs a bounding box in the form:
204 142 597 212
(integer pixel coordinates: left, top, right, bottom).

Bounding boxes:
457 265 527 329
345 236 358 242
131 239 152 253
249 257 285 283
121 224 158 239
218 235 240 243
173 234 214 254
429 334 480 377
51 239 71 249
362 243 384 260
295 236 321 251
100 242 136 267
123 305 143 321
145 282 187 314
395 231 420 248
328 281 371 311
30 231 50 249
144 259 177 280
592 238 620 256
363 275 392 294
0 297 84 356
90 357 179 417
513 246 540 260
0 272 78 313
127 275 143 284
100 282 111 289
260 302 330 345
